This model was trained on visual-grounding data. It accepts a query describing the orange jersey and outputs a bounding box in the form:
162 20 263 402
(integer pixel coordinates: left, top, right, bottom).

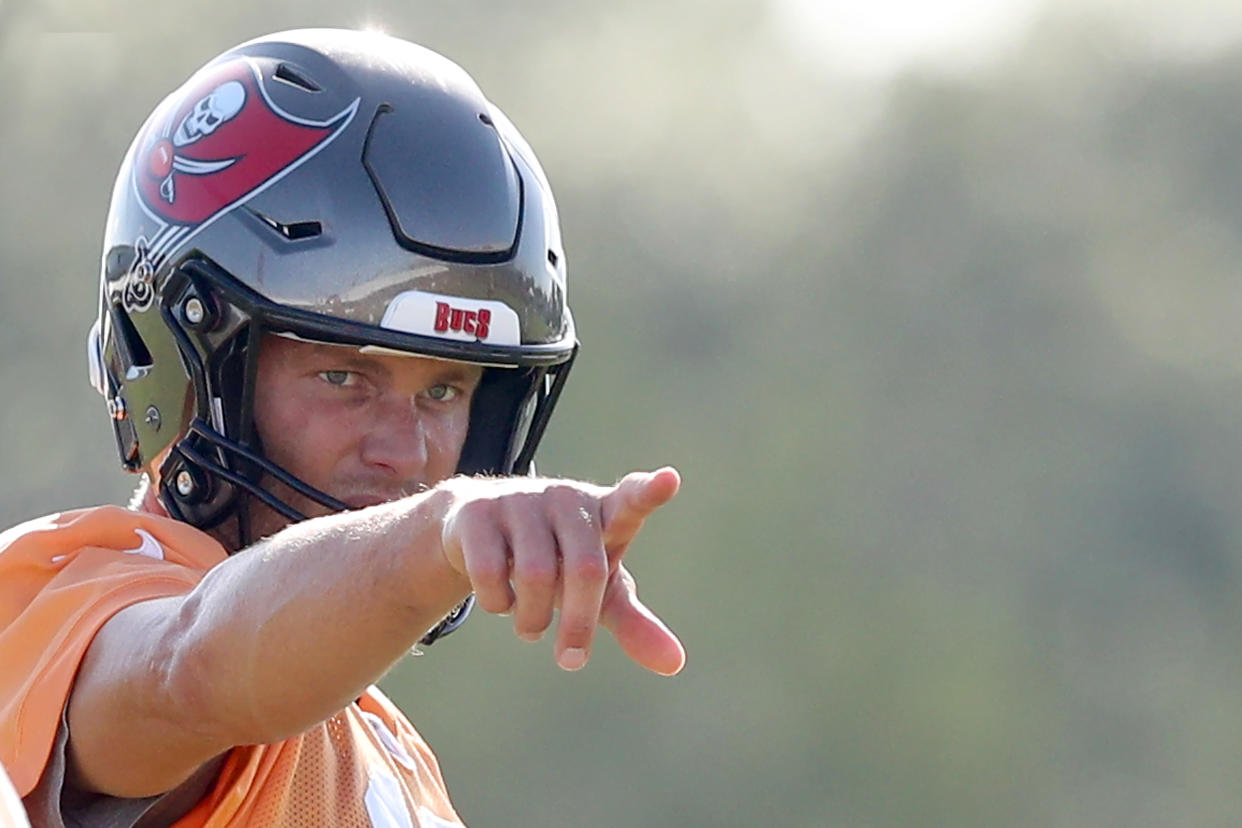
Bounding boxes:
0 506 465 827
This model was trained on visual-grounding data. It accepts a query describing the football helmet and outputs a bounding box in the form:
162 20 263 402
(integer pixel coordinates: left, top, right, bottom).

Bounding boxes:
87 29 577 642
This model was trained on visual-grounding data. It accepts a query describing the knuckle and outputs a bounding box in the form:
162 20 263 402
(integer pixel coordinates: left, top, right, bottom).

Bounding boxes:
467 557 508 588
513 559 557 590
499 490 541 519
572 501 598 529
568 553 607 583
558 617 595 643
546 483 587 508
456 498 496 526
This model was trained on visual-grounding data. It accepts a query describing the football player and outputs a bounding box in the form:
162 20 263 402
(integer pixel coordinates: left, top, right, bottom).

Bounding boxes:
0 28 683 826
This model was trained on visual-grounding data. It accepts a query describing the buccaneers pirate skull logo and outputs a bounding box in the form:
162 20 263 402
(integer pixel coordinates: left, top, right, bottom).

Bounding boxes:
148 78 247 204
114 58 359 311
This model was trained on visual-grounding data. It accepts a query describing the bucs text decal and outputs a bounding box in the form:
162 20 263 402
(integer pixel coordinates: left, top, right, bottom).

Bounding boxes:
434 302 491 340
115 58 359 312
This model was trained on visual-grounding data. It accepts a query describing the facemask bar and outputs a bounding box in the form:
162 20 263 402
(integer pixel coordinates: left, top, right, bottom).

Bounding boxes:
162 418 350 524
513 354 575 472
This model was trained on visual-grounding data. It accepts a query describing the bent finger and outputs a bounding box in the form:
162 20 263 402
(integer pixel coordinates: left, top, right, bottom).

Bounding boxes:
551 498 609 670
458 515 514 615
506 501 559 642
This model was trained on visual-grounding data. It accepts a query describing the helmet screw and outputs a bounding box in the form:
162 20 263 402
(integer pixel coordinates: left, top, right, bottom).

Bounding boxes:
183 297 206 326
107 396 127 420
144 405 162 431
175 470 195 497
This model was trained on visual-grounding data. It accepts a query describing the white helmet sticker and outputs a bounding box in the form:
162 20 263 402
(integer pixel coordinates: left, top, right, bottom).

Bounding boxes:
380 290 521 346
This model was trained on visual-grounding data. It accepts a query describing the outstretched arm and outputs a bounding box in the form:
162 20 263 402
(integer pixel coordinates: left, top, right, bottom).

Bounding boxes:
66 468 684 799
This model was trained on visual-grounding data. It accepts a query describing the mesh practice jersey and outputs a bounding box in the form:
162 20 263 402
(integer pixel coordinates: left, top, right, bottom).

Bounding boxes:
0 506 465 827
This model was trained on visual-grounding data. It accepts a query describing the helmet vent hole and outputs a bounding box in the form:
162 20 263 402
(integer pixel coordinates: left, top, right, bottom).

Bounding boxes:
250 209 323 241
478 112 494 126
279 220 323 241
274 62 322 92
547 249 559 268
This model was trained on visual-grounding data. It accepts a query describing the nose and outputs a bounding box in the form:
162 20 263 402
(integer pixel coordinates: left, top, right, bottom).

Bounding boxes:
358 392 429 482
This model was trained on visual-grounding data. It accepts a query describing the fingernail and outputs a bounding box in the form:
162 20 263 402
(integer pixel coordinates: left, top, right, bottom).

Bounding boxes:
518 630 542 643
558 647 588 671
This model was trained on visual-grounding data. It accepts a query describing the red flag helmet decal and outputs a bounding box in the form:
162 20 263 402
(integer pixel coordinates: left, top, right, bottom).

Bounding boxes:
132 57 358 234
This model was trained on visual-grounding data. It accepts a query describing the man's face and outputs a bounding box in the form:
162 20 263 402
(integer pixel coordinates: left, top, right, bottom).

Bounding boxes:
244 334 482 541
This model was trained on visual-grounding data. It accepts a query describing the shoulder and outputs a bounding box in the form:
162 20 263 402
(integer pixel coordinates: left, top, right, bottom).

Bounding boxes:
0 506 222 798
0 505 226 571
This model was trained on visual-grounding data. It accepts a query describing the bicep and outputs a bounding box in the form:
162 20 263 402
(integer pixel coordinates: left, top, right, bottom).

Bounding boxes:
65 594 231 799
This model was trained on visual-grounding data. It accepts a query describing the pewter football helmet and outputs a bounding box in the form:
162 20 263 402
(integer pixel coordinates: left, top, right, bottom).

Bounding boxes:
87 29 577 641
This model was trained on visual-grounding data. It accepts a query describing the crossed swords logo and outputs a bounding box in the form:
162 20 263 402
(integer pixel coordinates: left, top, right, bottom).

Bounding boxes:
145 80 246 204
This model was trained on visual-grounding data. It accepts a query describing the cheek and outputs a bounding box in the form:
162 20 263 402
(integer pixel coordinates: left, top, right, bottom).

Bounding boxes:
425 406 473 474
253 385 352 484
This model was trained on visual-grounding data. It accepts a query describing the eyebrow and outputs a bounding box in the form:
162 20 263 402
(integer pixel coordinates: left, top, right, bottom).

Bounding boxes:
426 363 485 384
305 344 483 384
304 345 384 371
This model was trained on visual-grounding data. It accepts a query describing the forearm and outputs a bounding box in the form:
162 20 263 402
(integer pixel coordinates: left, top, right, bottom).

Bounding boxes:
180 487 470 744
68 487 469 797
69 468 684 799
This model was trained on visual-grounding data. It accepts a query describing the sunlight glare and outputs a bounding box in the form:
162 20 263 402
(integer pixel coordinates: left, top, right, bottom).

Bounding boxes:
770 0 1041 78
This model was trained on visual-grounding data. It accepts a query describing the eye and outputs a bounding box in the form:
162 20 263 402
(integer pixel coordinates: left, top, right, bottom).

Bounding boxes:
424 383 459 402
319 370 360 388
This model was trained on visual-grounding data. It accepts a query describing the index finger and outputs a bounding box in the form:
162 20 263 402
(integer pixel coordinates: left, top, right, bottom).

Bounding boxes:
601 467 681 558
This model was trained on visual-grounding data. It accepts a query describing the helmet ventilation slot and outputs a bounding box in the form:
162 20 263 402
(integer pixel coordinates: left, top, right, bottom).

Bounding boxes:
250 209 323 241
273 62 322 92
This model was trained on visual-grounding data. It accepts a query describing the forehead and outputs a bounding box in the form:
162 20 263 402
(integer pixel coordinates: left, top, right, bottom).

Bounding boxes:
260 333 484 382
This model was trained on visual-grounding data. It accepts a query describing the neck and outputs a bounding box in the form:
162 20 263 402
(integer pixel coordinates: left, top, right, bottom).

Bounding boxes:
135 476 167 517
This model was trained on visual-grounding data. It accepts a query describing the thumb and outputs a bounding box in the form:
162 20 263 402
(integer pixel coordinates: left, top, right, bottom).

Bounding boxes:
599 565 686 676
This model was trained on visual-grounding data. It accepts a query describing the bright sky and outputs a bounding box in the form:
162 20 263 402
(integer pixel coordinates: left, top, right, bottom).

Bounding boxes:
769 0 1242 78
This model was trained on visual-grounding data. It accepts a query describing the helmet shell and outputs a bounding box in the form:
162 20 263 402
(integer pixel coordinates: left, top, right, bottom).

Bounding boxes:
90 29 576 526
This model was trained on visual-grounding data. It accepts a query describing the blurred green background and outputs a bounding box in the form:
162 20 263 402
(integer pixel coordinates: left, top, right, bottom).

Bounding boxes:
6 0 1242 825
